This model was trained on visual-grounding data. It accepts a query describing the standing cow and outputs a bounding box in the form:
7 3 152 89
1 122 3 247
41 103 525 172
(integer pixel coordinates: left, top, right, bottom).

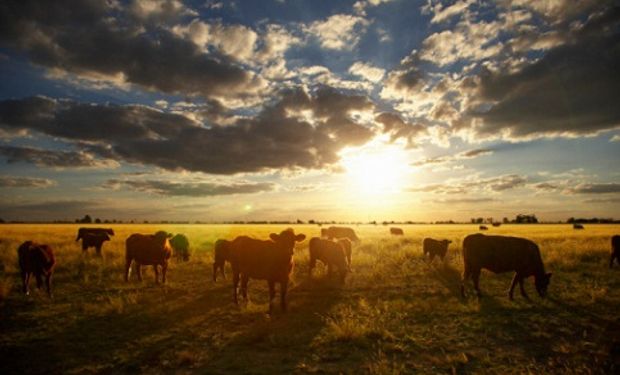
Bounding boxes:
308 237 349 283
213 239 231 282
338 238 353 270
461 233 551 300
125 231 172 284
321 226 360 242
170 233 190 261
17 241 56 297
611 235 620 268
390 227 404 235
76 227 114 241
423 238 452 262
229 229 306 314
79 232 110 255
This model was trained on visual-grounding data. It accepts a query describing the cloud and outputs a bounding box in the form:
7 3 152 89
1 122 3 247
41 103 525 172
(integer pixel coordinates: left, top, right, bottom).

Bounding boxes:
0 145 119 169
433 197 497 204
0 175 56 188
0 1 264 101
0 88 375 174
567 183 620 194
423 0 475 24
348 62 385 82
305 14 370 50
412 148 493 167
409 174 527 194
104 179 275 197
375 112 426 147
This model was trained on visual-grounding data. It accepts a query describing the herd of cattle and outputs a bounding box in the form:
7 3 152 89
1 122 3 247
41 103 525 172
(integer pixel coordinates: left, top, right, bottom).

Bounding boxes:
14 226 620 313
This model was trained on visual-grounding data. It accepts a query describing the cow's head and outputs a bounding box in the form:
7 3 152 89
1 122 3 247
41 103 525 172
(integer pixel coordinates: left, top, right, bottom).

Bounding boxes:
535 272 552 297
270 228 306 255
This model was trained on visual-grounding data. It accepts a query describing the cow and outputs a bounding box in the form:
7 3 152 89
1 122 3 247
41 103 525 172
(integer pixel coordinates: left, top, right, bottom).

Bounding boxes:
321 226 360 242
76 227 114 241
423 238 452 262
479 225 488 230
125 231 172 284
492 223 501 227
79 232 110 255
573 223 584 229
390 227 404 235
460 233 551 300
213 239 232 282
17 241 56 297
229 228 306 314
611 235 620 268
170 233 190 261
338 238 353 270
308 237 349 283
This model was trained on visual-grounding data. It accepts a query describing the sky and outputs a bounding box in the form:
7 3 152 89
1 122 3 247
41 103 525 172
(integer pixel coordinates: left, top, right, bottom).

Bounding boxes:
0 0 619 223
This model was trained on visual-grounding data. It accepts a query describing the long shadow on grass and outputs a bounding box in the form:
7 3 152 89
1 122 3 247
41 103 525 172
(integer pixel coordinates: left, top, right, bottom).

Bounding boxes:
197 274 344 373
425 262 466 303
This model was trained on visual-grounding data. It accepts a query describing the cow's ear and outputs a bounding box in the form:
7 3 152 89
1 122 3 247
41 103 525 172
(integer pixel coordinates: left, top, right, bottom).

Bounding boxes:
295 234 306 242
269 233 279 241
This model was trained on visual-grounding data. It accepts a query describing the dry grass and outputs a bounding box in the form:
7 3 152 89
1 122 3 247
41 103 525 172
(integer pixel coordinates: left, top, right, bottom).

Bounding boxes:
1 223 619 373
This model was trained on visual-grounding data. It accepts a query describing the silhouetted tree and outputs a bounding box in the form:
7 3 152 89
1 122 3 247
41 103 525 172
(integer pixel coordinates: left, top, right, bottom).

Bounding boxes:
95 218 101 224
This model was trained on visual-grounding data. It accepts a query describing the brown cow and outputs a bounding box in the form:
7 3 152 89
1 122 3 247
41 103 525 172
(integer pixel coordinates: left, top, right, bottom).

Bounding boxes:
390 227 404 235
423 238 452 262
461 234 551 300
479 225 488 230
79 232 110 255
229 228 306 314
321 226 360 242
76 227 114 241
611 235 620 268
125 231 172 284
338 238 353 270
213 239 231 282
17 241 56 297
308 237 348 283
573 223 584 229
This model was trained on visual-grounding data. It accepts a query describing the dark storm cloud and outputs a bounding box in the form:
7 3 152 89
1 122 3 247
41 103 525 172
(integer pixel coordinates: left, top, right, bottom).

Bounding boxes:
0 88 376 174
0 0 261 99
375 113 426 147
0 175 55 188
470 6 620 139
105 179 275 197
0 145 118 168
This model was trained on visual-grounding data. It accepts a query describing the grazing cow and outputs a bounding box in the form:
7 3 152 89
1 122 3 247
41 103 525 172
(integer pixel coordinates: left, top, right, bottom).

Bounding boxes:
479 225 488 230
611 235 620 268
213 239 231 282
390 227 404 235
17 241 56 297
125 231 172 284
79 232 110 255
338 238 353 270
573 223 584 229
76 227 114 241
229 228 306 314
492 223 501 227
308 237 349 283
321 226 360 242
423 238 452 262
461 233 551 300
170 233 190 261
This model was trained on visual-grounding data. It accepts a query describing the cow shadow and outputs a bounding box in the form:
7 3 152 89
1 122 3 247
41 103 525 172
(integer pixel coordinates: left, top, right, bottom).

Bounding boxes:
425 261 466 303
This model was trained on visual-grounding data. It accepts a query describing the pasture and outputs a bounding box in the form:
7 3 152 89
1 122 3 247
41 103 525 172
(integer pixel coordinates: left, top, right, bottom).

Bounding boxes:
1 224 619 374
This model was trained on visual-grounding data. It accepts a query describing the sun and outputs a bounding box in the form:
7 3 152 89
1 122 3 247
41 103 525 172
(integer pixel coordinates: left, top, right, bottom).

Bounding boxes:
340 144 411 196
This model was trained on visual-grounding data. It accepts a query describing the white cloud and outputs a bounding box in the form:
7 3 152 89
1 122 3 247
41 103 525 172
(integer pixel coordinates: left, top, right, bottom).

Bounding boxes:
175 19 258 61
305 14 370 50
348 62 385 82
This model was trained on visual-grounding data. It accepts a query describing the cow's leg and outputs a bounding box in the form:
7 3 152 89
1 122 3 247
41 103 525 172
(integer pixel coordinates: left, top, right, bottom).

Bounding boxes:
611 252 617 268
518 276 530 300
124 259 132 282
472 268 481 298
35 272 43 290
280 280 289 312
45 273 53 298
96 245 102 256
162 262 167 284
212 262 218 282
268 280 276 312
136 264 142 282
508 273 518 300
461 263 471 297
153 265 160 284
22 271 30 295
82 244 87 252
240 274 249 302
221 263 226 280
429 253 436 262
232 271 240 305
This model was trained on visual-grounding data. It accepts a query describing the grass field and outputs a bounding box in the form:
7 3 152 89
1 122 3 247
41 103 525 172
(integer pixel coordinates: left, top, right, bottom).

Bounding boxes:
1 224 619 374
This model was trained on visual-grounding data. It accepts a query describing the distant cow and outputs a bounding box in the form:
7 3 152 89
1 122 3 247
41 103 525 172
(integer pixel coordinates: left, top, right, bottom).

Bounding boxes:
308 237 349 283
423 238 452 262
170 233 190 261
76 227 114 241
479 225 488 230
611 235 620 268
79 232 110 255
390 227 404 235
338 238 353 270
461 234 551 300
17 241 56 297
492 223 501 227
573 223 584 229
229 228 306 314
321 226 360 242
213 239 232 282
125 231 172 284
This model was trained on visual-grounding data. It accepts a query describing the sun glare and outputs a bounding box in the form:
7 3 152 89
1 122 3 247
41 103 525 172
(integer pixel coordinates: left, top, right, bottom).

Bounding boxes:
340 144 411 196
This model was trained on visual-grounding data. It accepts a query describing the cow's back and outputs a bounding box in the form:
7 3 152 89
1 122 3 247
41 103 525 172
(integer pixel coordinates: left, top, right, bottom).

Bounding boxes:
463 234 541 274
229 237 290 281
126 234 170 265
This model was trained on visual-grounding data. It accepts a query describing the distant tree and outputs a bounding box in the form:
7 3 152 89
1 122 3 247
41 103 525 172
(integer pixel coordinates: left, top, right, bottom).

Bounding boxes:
486 217 494 224
95 218 101 224
0 218 4 224
503 217 509 224
296 219 304 224
79 215 92 223
475 217 484 224
308 219 316 224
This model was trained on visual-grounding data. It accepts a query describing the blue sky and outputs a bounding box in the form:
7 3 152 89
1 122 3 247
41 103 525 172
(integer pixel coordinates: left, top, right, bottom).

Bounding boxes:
0 0 618 222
